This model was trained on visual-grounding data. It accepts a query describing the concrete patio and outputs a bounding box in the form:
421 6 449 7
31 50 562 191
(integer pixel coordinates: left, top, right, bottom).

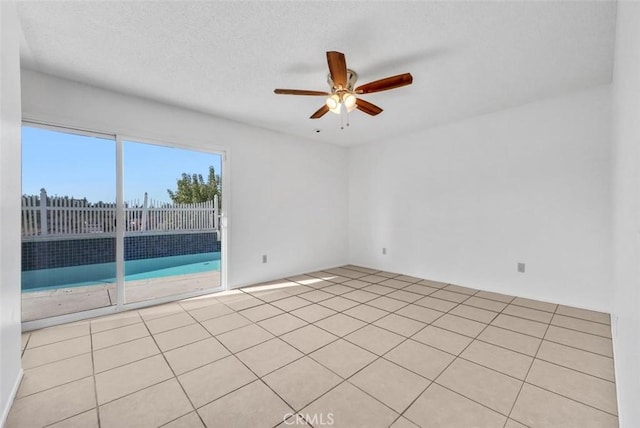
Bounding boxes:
21 270 221 322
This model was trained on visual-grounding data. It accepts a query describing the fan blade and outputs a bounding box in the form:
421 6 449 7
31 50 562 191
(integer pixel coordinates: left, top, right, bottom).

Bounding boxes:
356 98 383 116
310 104 330 119
327 51 348 89
355 73 413 94
274 89 329 96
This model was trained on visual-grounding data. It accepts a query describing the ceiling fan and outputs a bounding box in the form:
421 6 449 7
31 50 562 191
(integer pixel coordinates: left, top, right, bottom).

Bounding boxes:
274 51 413 120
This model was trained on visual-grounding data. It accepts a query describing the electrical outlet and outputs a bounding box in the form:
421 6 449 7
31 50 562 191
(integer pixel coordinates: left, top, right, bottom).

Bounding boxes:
518 262 525 273
262 255 267 264
382 247 387 255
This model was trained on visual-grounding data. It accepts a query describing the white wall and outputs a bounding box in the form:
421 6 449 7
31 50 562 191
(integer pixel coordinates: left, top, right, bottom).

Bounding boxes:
0 1 25 425
611 2 640 427
349 86 612 312
21 70 349 289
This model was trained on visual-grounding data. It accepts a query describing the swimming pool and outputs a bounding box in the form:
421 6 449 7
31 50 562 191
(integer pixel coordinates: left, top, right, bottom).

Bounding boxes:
22 252 221 292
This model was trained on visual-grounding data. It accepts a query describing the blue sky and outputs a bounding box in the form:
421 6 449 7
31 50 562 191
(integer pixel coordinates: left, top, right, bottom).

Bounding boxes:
22 126 222 203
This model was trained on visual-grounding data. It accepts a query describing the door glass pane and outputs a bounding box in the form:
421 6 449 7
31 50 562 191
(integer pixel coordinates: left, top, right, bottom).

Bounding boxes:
123 140 222 304
21 126 116 321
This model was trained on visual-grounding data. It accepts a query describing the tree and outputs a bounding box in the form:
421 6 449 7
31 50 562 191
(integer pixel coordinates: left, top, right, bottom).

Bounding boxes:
167 165 221 204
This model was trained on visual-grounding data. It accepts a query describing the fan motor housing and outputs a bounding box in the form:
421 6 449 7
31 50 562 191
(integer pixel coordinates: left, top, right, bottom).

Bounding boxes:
327 69 358 92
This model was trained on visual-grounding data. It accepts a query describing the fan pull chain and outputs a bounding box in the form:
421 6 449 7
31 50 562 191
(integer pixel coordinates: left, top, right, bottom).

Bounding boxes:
339 104 350 130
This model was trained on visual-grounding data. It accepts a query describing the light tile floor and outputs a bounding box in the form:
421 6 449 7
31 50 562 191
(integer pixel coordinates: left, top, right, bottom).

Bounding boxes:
9 265 618 427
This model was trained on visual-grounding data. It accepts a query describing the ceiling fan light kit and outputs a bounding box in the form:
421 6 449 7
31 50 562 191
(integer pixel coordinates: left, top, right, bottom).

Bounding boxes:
274 51 413 127
325 69 358 114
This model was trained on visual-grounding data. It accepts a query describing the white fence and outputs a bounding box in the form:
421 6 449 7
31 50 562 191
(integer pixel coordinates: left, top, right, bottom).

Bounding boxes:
22 188 219 238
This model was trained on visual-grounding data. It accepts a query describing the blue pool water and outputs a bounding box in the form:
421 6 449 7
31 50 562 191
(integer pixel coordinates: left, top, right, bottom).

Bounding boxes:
22 252 220 292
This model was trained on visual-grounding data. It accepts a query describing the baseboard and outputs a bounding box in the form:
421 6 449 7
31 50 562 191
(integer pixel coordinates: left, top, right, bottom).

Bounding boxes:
1 368 23 428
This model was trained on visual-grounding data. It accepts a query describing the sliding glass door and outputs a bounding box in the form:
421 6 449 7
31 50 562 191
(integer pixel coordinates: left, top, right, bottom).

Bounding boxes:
21 125 117 322
21 124 224 324
122 140 223 304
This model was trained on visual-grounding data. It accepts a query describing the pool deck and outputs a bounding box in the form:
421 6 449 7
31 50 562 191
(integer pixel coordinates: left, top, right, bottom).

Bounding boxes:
21 271 221 322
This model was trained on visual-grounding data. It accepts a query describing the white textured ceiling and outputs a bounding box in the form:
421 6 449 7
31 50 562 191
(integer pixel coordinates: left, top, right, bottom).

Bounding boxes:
17 1 616 146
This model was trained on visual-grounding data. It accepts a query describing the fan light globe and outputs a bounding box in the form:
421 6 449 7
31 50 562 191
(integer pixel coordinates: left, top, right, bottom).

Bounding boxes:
326 94 342 114
343 93 357 112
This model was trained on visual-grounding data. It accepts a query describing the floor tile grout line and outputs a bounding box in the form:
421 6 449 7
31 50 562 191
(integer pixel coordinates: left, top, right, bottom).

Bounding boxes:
307 288 473 426
252 276 426 308
138 306 190 322
178 314 303 424
22 349 94 372
20 333 32 358
453 336 615 396
463 297 510 311
93 346 162 375
506 418 533 428
499 307 555 323
518 381 620 418
136 313 205 426
477 321 615 359
166 288 331 405
508 301 557 314
88 311 144 329
532 350 618 384
541 330 614 358
16 337 96 395
157 413 197 428
473 293 516 305
451 354 531 384
479 295 611 326
31 353 100 428
471 330 579 361
325 265 384 276
503 303 558 427
344 376 424 419
311 284 470 370
551 311 612 327
263 346 410 423
394 292 517 424
89 322 102 428
15 374 98 426
25 331 88 350
15 360 93 400
386 381 434 427
482 321 551 341
398 338 520 426
215 298 366 421
10 373 96 403
546 322 613 340
198 273 447 423
90 319 144 335
92 331 150 352
429 381 519 422
40 410 95 428
231 278 416 349
340 264 385 274
532 355 616 383
403 291 549 424
92 375 187 408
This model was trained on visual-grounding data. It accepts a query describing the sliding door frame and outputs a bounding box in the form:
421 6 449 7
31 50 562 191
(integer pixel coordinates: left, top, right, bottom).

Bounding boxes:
116 134 228 310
